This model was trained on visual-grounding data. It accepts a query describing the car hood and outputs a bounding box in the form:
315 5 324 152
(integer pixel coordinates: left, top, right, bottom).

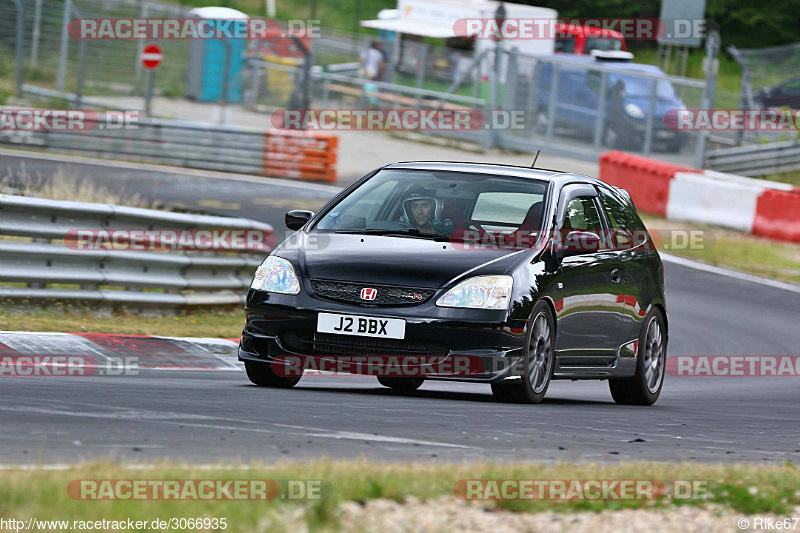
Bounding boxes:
274 232 528 288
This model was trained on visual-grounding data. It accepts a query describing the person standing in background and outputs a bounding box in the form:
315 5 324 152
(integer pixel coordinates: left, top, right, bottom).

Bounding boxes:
360 39 387 81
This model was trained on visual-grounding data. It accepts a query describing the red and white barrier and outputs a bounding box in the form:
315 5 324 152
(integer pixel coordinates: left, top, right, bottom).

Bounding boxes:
600 151 800 243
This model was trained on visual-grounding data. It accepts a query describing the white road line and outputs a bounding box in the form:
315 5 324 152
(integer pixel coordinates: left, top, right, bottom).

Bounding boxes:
660 253 800 294
273 423 475 449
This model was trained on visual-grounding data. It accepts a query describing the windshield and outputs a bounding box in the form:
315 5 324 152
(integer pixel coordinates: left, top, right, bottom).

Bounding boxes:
584 38 624 53
610 73 679 100
313 169 548 242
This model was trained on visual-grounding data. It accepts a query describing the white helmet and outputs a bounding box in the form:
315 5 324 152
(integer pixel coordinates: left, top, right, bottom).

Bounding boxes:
401 189 442 226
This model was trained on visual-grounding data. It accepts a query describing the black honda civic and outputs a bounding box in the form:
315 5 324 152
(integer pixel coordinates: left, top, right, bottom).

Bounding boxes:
239 162 668 405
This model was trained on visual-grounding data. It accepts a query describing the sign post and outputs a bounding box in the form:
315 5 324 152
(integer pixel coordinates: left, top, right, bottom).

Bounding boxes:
140 43 163 116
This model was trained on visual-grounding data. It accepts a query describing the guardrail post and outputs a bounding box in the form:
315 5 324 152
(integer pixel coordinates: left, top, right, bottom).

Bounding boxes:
56 0 71 93
545 64 560 141
135 0 148 81
694 30 720 168
31 0 42 67
415 43 429 109
642 79 657 156
10 0 24 98
592 70 609 152
74 6 87 108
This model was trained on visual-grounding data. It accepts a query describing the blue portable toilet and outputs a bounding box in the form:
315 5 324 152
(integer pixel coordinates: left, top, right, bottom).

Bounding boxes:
186 7 248 103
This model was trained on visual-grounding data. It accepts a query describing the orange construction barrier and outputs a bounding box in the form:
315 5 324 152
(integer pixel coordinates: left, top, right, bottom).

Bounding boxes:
263 130 338 183
599 151 699 217
753 188 800 243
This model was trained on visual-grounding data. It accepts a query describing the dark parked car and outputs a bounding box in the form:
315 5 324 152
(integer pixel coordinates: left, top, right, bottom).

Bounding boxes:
239 162 668 405
754 76 800 109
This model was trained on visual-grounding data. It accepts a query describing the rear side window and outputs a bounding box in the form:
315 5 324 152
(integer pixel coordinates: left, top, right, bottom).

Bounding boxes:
598 187 645 230
598 186 648 249
471 192 543 225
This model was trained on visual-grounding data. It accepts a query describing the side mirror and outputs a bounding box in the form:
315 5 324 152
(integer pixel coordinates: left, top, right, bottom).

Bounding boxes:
551 230 602 260
285 210 315 230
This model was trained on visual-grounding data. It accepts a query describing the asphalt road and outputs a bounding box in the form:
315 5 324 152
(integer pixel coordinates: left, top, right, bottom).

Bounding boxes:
0 151 799 464
0 149 339 232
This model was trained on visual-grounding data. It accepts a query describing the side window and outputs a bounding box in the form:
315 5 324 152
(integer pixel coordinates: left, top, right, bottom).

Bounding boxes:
471 192 543 227
555 38 575 53
563 196 603 232
598 186 647 248
598 187 645 229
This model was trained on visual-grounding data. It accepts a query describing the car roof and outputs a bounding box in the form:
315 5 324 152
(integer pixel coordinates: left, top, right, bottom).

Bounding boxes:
381 161 603 186
545 54 667 75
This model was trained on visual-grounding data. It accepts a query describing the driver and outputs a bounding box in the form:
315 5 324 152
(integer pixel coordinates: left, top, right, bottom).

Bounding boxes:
402 189 439 234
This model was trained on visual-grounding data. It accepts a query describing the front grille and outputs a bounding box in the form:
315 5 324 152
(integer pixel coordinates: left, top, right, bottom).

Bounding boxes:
279 331 448 356
310 279 436 306
312 332 448 356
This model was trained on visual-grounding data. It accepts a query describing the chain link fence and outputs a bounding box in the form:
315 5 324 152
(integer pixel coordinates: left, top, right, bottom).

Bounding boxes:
0 0 192 101
1 0 718 168
495 48 706 166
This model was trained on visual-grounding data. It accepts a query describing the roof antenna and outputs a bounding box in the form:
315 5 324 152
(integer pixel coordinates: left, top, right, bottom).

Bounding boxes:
531 150 541 168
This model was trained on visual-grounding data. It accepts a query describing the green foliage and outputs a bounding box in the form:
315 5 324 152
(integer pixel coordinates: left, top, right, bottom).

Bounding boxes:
518 0 800 48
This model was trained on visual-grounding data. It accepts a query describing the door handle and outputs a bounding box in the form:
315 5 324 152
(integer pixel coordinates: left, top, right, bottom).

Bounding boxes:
610 269 621 283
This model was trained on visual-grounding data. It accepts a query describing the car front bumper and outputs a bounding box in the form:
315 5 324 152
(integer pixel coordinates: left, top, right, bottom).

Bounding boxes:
238 288 529 383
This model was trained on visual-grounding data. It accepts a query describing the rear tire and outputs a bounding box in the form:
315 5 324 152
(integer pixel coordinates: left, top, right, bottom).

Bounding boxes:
491 301 555 404
609 309 666 405
245 360 301 388
377 376 424 391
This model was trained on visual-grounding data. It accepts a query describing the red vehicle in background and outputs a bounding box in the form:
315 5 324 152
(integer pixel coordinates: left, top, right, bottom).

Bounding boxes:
555 23 627 55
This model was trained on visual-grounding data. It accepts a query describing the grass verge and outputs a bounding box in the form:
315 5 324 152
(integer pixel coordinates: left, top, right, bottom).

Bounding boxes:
757 170 800 187
0 309 243 338
0 460 798 531
640 214 800 284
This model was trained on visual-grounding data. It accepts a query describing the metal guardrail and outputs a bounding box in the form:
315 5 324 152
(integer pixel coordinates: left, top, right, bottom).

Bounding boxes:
2 108 268 176
705 140 800 176
1 105 338 181
0 194 272 311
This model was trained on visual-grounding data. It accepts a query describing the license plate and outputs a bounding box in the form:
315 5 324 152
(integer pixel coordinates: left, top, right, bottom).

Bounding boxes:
317 313 405 339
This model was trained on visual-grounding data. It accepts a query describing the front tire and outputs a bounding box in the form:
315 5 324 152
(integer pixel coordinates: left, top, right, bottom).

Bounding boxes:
245 360 301 388
609 309 666 405
491 301 555 404
377 376 424 391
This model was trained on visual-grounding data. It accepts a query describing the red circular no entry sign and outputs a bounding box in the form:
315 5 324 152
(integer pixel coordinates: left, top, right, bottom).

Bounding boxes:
140 43 163 71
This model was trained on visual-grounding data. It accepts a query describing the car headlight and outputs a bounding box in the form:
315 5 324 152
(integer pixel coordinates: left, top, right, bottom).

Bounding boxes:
625 103 645 119
436 275 513 310
250 256 300 294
